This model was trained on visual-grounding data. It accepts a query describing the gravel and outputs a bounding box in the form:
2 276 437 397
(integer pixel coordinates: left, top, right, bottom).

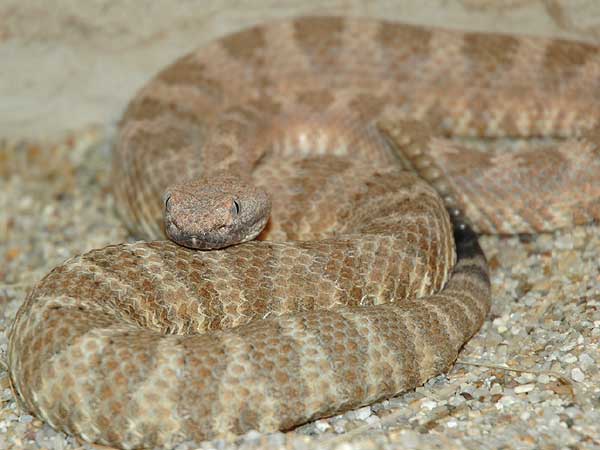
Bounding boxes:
1 128 600 450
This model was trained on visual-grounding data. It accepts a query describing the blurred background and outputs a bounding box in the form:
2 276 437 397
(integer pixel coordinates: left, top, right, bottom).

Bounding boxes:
2 0 600 142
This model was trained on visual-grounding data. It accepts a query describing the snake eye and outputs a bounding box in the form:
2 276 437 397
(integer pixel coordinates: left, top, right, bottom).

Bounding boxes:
232 199 241 215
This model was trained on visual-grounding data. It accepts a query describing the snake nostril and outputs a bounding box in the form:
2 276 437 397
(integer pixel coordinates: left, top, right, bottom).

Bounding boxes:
164 194 172 209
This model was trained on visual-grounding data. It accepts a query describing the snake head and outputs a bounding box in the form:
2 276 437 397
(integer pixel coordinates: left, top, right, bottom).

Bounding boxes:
163 174 271 249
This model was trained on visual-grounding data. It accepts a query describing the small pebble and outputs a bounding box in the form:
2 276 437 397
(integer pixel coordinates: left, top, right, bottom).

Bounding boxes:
314 420 331 432
345 406 372 421
496 395 517 408
579 353 595 370
514 384 535 394
18 415 33 424
571 368 585 382
333 419 347 434
240 430 261 444
421 400 437 410
490 383 503 395
537 374 551 384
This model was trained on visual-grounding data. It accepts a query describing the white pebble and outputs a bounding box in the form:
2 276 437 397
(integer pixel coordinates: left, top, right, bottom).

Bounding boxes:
579 353 595 369
560 342 576 352
514 383 535 394
421 400 437 410
333 419 347 434
571 368 585 382
495 395 517 409
346 405 372 421
515 373 535 383
314 420 331 432
19 415 33 424
240 429 262 443
490 383 503 395
448 395 465 407
537 374 551 384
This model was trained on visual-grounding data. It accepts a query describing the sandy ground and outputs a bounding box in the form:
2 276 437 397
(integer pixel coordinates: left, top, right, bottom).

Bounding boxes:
1 1 600 449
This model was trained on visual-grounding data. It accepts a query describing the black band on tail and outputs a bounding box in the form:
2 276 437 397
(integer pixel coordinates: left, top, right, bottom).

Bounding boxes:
448 207 490 286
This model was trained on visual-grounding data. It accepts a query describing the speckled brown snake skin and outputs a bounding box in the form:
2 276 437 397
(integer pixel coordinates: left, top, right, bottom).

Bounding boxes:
8 16 600 449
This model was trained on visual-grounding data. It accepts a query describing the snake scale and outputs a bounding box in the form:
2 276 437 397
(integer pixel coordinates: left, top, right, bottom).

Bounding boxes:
8 16 600 449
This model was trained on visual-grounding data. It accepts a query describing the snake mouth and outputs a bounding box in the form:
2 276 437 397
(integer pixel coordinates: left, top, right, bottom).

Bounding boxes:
165 209 270 250
165 217 235 250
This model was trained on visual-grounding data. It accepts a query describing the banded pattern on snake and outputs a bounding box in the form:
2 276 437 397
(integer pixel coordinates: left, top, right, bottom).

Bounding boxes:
8 16 600 449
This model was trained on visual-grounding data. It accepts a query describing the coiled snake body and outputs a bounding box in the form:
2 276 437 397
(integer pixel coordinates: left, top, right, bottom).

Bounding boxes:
8 16 600 449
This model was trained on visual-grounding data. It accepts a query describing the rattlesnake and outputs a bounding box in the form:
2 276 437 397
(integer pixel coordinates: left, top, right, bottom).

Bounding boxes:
8 16 600 450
